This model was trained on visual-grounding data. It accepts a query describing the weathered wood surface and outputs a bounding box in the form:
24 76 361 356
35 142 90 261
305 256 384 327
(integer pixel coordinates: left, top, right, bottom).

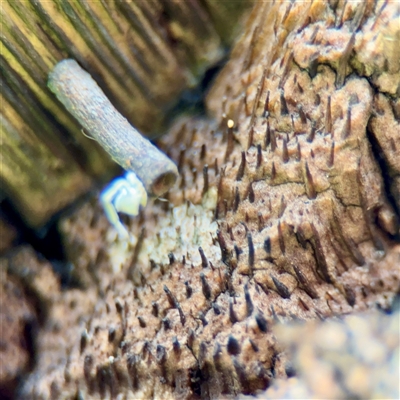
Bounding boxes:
1 0 251 227
8 1 400 399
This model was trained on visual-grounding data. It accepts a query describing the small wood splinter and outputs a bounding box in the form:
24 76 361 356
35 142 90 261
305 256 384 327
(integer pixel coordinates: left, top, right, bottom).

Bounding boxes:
48 59 179 237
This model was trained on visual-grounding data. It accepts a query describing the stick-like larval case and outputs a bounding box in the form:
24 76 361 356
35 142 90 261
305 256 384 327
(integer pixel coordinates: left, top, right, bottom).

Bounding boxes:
48 59 178 197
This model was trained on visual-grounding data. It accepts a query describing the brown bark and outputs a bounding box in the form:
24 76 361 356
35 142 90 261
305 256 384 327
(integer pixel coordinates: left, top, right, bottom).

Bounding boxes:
2 1 399 399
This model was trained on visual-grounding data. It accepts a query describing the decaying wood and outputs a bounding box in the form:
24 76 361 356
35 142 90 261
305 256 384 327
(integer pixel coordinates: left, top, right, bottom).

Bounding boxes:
2 1 399 399
1 0 251 227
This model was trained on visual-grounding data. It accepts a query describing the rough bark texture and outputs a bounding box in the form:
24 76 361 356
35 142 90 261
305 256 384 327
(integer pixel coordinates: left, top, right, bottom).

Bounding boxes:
2 1 399 399
1 0 251 227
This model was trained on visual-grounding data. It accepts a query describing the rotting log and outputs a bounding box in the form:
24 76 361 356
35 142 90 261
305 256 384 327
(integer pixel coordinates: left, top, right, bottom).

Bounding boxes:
1 0 252 228
4 1 400 399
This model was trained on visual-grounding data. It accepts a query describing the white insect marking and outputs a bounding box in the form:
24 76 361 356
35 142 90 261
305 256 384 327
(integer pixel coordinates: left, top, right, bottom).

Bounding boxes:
100 171 147 238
